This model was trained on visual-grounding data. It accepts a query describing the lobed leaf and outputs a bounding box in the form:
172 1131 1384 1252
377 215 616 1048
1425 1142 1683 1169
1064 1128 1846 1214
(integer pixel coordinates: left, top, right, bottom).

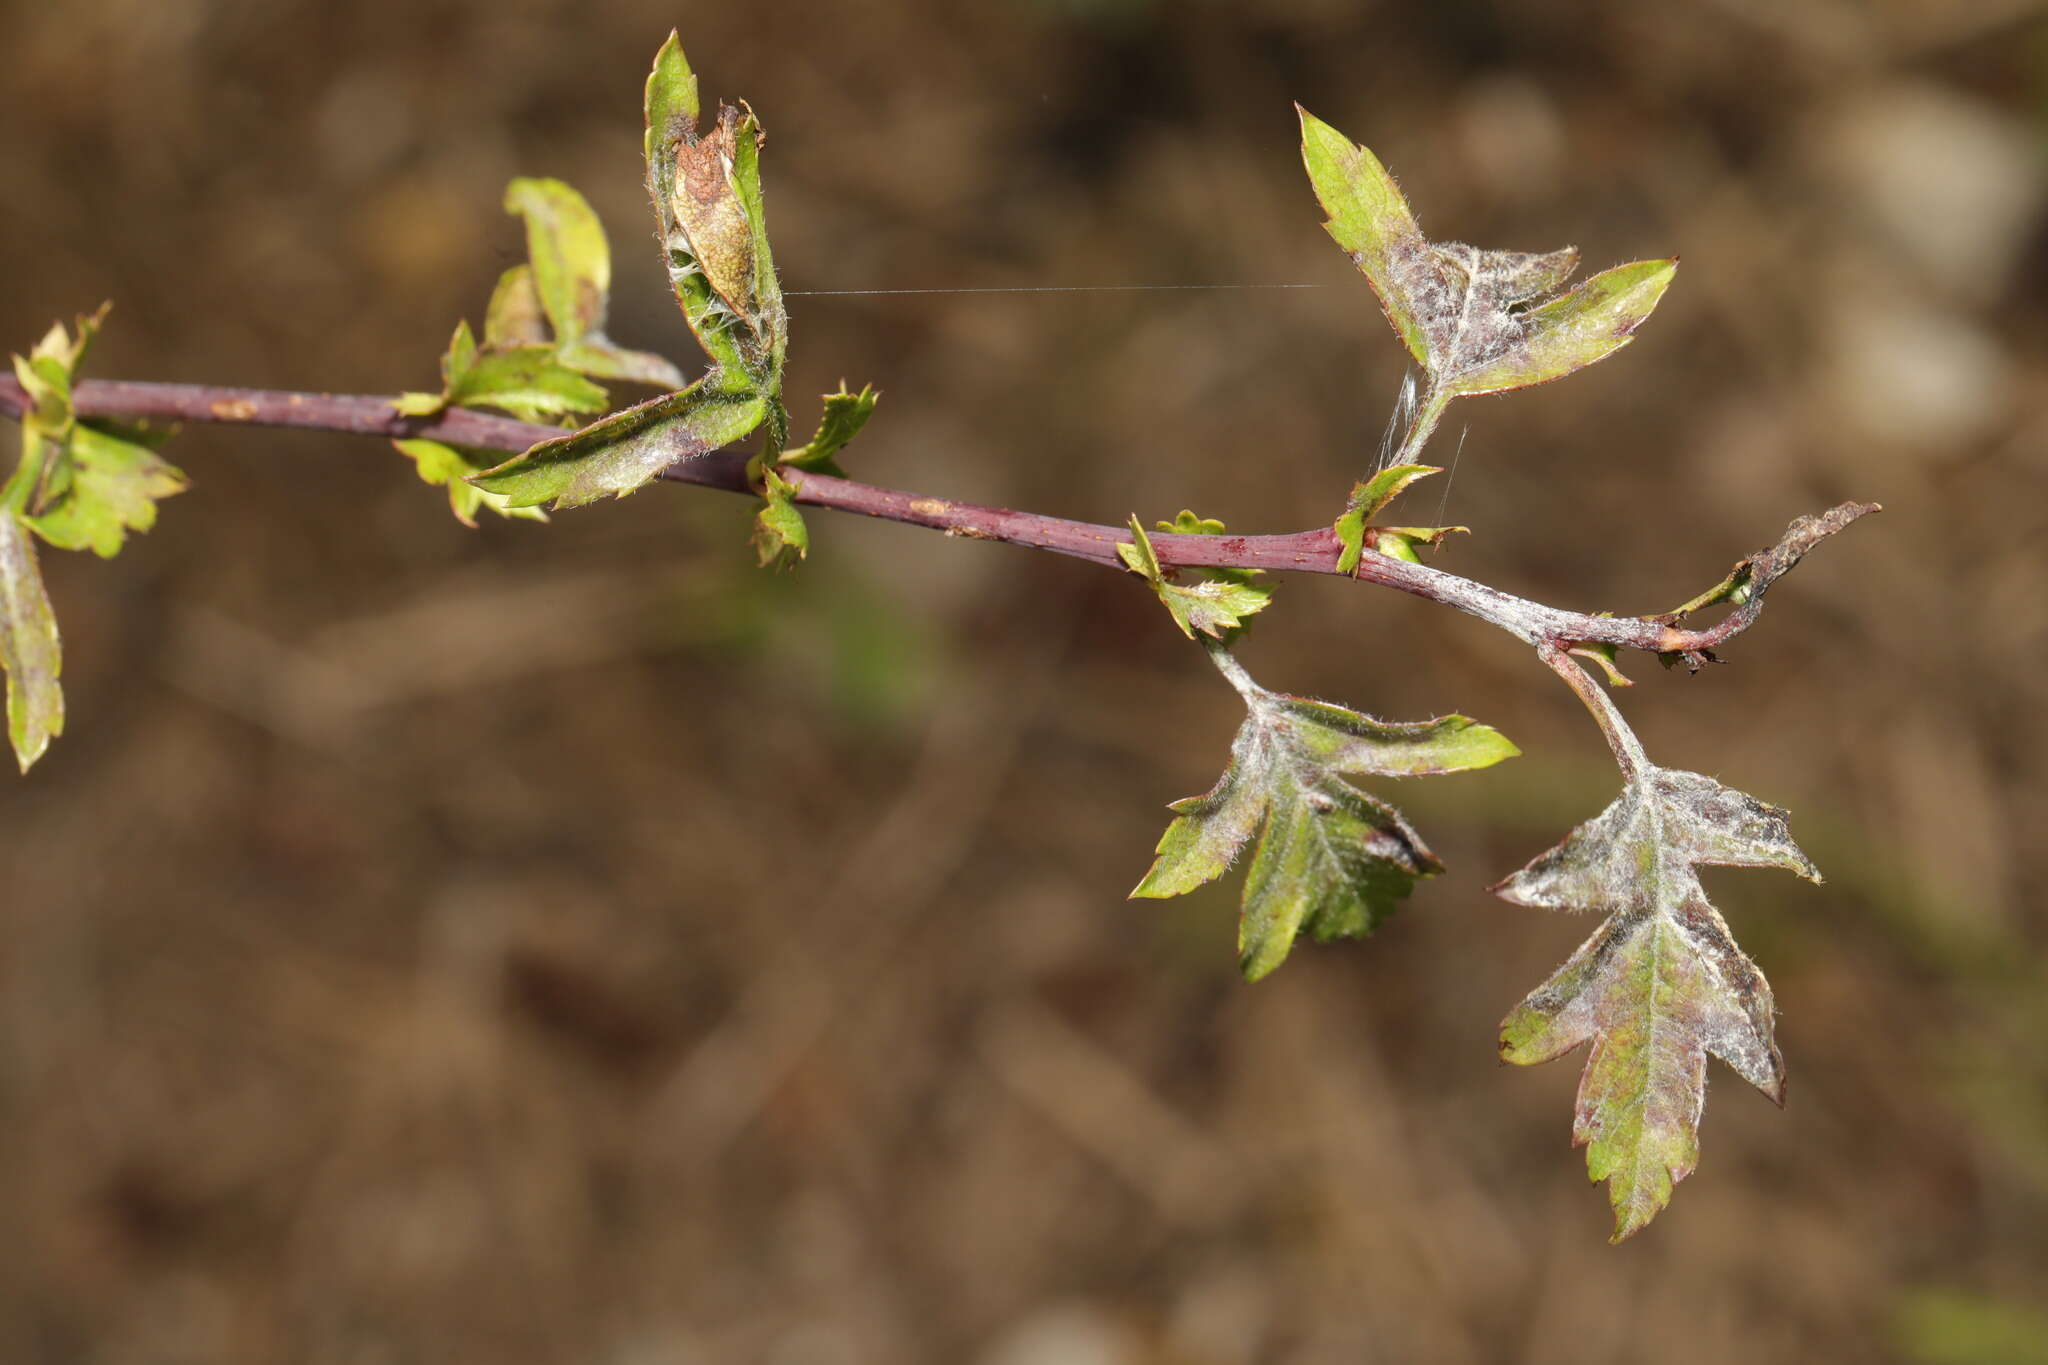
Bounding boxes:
1136 659 1517 981
27 424 188 558
1497 764 1821 1240
781 383 880 475
1117 518 1271 641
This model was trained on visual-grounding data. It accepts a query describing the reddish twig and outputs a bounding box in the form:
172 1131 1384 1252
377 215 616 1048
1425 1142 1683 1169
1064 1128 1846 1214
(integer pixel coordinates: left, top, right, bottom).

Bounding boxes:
0 375 1875 657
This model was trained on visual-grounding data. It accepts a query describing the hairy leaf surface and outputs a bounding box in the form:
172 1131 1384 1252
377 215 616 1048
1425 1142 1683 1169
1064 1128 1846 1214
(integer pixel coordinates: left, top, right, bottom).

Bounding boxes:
1137 652 1517 981
1299 109 1674 397
1117 518 1270 641
474 384 767 508
1497 765 1820 1240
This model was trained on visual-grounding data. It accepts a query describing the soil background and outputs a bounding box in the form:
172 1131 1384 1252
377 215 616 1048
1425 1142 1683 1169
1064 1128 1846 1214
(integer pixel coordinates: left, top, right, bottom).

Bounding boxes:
3 1 2045 1361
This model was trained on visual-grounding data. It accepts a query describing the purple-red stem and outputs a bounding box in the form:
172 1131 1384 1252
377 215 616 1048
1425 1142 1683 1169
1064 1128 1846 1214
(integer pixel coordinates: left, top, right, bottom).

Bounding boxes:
0 375 1873 658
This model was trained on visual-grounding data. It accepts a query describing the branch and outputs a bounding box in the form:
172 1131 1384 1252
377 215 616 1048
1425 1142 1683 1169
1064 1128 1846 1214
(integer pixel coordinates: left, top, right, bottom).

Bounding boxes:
0 375 1874 657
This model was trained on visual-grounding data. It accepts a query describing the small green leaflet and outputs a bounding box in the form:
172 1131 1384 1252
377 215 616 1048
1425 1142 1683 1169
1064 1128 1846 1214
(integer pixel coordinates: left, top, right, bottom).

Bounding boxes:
751 465 808 570
394 439 547 528
394 319 609 426
1117 517 1271 641
1135 644 1517 981
1496 764 1821 1241
1332 463 1463 572
780 383 880 476
1298 108 1675 399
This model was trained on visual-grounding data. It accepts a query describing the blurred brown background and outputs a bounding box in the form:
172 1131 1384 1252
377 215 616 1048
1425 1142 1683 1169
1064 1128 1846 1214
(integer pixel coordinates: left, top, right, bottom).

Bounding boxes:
2 0 2044 1361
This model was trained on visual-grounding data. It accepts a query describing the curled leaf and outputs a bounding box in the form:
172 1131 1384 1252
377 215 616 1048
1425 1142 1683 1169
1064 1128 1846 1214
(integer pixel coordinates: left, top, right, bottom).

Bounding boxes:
473 383 768 508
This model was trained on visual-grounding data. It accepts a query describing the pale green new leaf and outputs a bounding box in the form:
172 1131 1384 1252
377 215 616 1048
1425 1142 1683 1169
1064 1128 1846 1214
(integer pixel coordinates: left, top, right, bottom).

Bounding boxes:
1299 107 1431 367
1136 654 1518 981
751 466 808 570
503 178 686 388
1496 765 1821 1240
448 343 610 421
0 514 62 772
1117 517 1271 641
27 424 188 557
484 265 550 348
394 438 548 528
472 382 767 508
503 177 610 346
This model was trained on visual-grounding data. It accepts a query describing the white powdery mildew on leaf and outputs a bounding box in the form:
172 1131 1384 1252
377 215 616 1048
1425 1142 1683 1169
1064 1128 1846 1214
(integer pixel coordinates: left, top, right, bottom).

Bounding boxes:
1497 764 1818 1239
1412 242 1581 389
1133 657 1516 981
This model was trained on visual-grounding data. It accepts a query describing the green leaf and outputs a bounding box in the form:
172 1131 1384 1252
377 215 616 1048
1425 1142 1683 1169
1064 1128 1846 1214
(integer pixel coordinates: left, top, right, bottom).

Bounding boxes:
394 438 548 528
504 178 687 389
0 514 62 772
1442 258 1678 398
472 382 767 508
1298 107 1432 367
503 177 610 346
1136 648 1518 981
751 466 808 570
1334 466 1452 572
781 383 879 475
1347 462 1439 518
644 31 701 177
1298 111 1676 401
1117 517 1271 641
26 424 188 557
484 265 550 348
447 344 610 422
1334 507 1368 575
1496 765 1821 1241
5 307 186 560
